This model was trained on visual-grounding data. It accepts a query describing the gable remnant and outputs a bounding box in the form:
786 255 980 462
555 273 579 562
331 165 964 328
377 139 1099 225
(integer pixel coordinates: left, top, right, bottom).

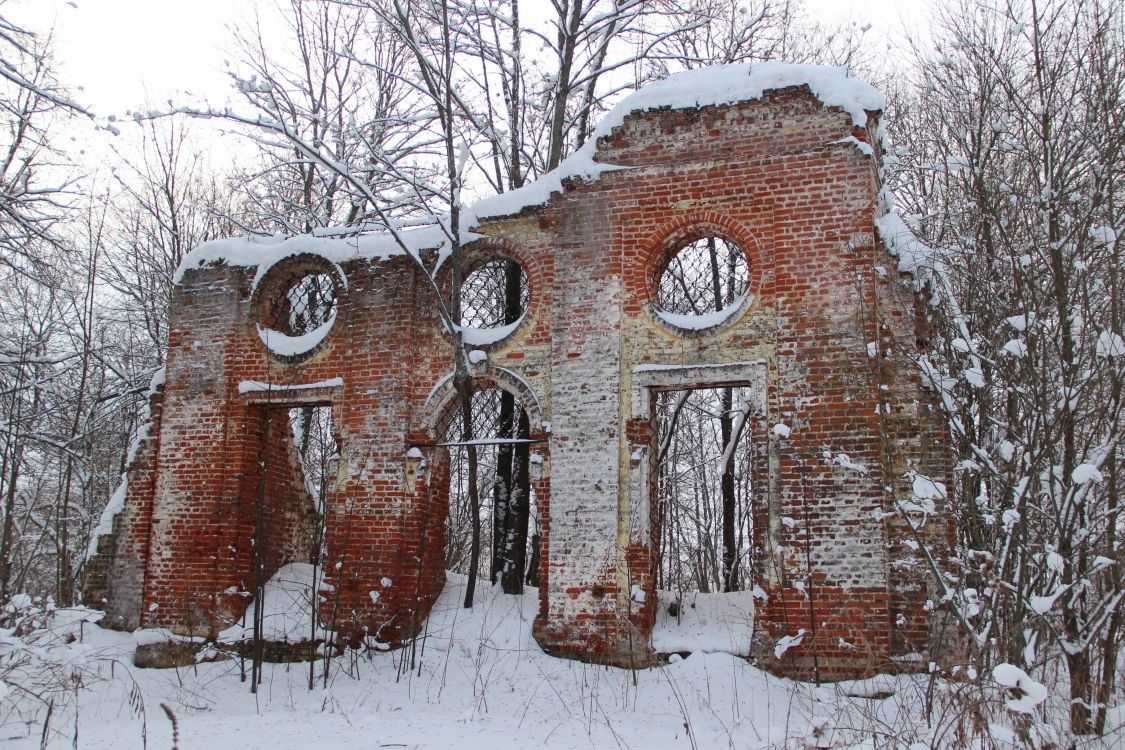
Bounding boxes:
84 63 951 680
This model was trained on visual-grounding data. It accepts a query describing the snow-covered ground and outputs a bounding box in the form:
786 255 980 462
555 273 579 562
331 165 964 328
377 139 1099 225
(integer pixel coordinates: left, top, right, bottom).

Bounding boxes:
2 576 1121 749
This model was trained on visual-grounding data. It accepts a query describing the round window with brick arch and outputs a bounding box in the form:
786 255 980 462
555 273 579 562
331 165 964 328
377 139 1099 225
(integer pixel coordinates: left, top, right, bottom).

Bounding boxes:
655 235 749 330
458 258 529 346
253 256 344 360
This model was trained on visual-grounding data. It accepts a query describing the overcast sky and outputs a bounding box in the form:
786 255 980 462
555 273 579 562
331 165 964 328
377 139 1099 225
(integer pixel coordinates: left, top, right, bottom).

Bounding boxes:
8 0 934 187
21 0 932 119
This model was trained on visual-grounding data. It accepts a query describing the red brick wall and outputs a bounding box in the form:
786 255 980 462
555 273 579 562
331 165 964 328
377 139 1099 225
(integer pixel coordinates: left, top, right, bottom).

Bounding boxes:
85 383 163 630
92 85 950 679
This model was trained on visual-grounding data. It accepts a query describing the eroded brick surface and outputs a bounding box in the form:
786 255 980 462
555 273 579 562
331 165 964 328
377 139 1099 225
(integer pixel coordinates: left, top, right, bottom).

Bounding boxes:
87 85 950 680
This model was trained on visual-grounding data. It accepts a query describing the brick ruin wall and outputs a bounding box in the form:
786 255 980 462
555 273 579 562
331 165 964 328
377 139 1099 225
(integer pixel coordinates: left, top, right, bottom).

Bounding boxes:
84 85 952 680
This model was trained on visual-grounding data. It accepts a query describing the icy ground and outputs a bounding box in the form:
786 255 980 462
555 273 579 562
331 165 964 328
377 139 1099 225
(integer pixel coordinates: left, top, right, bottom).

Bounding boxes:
4 575 1122 749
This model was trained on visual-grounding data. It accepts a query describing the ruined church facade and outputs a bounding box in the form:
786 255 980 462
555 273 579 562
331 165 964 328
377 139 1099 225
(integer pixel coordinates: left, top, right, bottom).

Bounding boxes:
85 65 952 680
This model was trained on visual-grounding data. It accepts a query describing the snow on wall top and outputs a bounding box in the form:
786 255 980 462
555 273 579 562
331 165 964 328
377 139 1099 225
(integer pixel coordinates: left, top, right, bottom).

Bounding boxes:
473 61 883 220
174 62 884 284
610 61 884 132
173 222 456 284
874 186 937 287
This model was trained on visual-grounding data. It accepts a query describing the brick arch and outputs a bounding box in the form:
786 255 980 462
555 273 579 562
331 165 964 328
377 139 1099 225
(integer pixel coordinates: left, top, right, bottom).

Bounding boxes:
457 235 537 276
248 252 348 361
626 212 765 309
439 237 544 338
419 367 545 441
250 253 346 319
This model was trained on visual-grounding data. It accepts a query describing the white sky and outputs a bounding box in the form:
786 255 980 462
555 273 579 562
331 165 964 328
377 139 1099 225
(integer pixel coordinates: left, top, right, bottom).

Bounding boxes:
20 0 244 116
8 0 933 188
20 0 931 120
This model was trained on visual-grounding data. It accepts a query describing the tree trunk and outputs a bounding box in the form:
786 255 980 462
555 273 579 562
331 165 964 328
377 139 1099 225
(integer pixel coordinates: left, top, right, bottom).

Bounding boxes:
501 410 531 594
0 440 21 599
706 237 739 591
546 0 584 171
491 390 515 583
719 388 737 592
459 377 481 609
492 260 529 593
525 531 540 587
251 406 271 693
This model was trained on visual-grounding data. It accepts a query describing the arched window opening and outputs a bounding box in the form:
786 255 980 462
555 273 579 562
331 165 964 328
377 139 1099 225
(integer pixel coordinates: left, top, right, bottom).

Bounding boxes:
460 259 529 330
443 387 538 596
655 236 748 321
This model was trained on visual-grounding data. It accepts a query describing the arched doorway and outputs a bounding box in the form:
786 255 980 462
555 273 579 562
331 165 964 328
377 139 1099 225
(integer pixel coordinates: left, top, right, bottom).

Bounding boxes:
441 385 540 595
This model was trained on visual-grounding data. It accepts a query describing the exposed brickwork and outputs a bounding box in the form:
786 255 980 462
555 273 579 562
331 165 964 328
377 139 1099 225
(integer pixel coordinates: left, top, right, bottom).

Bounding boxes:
87 83 950 680
83 382 164 629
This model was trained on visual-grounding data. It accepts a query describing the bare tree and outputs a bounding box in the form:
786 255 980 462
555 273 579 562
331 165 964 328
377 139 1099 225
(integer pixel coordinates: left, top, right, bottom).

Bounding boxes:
371 0 485 607
0 6 123 608
888 0 1124 737
0 258 60 598
0 198 137 608
103 119 243 362
644 0 797 74
227 0 432 233
0 8 89 271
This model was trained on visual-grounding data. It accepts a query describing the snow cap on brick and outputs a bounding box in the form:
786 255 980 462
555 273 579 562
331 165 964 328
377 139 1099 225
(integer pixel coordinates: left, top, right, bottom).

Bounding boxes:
475 61 883 220
174 62 884 282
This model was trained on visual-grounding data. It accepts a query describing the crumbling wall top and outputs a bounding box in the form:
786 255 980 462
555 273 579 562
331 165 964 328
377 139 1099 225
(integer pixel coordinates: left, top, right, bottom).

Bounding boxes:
173 62 887 287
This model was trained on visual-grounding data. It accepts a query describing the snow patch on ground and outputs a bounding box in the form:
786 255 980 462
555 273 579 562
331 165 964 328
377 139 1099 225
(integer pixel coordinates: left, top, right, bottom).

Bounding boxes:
217 563 334 645
651 589 756 655
4 574 1120 749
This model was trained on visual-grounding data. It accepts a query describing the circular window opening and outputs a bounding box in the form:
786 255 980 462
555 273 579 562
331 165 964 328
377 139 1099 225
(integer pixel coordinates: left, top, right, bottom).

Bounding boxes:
278 272 337 337
655 236 748 328
459 259 529 344
255 258 343 359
